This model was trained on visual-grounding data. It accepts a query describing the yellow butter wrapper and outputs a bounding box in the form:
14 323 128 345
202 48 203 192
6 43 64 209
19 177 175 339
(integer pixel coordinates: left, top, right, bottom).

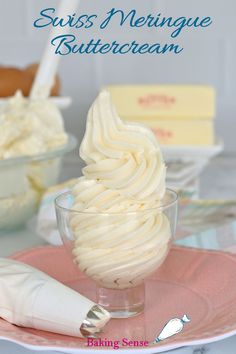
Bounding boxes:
106 85 215 120
143 120 214 145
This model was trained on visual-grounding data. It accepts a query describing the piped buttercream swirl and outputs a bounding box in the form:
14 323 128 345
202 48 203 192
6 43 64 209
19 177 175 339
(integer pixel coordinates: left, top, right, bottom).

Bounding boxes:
71 91 171 289
80 90 166 200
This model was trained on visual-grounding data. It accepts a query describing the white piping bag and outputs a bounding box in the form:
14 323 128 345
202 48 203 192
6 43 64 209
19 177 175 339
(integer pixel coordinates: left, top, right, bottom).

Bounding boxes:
0 258 110 337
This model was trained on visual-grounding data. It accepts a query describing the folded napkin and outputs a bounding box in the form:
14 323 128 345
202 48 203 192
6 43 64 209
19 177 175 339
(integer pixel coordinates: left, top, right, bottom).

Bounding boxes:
37 179 77 245
0 257 110 337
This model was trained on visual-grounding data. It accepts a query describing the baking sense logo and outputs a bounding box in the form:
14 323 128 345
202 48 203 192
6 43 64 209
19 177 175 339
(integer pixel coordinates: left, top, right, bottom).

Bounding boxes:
86 315 191 350
87 338 149 350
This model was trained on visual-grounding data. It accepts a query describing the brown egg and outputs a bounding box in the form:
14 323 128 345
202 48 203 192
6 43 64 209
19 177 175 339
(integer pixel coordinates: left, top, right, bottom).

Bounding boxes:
0 67 32 97
0 63 61 97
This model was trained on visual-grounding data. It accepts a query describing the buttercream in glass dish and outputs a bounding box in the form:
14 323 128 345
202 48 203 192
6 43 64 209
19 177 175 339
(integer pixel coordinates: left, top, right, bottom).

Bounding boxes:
55 91 178 318
0 92 77 231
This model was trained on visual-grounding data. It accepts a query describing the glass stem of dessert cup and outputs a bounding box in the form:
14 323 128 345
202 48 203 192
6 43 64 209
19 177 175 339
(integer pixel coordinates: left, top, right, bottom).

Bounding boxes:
96 283 145 318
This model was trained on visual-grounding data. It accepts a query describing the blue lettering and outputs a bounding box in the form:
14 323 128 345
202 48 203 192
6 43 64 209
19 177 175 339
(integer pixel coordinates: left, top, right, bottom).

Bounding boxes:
85 15 97 28
34 8 55 28
71 14 88 29
171 17 187 38
73 14 97 29
161 43 183 54
99 44 111 54
51 34 75 55
50 36 184 56
134 16 147 27
100 8 137 29
110 41 120 54
137 43 150 54
86 39 102 54
118 43 131 54
200 17 212 27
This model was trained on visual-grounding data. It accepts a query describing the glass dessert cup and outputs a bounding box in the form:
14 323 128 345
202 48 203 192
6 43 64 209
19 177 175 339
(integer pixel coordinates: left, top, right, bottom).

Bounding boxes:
55 189 178 318
0 134 77 232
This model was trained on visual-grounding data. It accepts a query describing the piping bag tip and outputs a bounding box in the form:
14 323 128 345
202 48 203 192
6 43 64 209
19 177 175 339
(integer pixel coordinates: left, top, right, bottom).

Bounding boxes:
80 305 111 338
182 314 191 323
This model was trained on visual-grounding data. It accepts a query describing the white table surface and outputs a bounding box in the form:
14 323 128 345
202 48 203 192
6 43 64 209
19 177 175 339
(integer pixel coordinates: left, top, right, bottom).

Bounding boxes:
0 154 236 353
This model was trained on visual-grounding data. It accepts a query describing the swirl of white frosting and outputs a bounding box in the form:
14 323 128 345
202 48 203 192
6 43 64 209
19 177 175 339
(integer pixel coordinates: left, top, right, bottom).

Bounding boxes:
80 90 166 200
71 91 171 289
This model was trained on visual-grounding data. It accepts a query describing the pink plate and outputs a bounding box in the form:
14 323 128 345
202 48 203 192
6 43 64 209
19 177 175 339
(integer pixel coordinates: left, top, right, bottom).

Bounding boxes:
1 246 236 353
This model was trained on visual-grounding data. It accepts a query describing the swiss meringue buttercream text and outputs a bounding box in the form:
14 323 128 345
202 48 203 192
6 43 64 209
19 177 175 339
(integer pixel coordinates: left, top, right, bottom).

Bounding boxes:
34 8 213 55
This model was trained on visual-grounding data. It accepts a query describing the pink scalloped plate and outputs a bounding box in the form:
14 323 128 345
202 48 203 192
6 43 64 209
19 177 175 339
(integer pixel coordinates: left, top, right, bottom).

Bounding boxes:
0 246 235 353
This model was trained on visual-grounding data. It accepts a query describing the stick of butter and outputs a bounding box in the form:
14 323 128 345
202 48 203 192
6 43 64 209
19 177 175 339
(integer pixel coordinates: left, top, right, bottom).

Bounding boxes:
106 85 215 120
145 120 214 145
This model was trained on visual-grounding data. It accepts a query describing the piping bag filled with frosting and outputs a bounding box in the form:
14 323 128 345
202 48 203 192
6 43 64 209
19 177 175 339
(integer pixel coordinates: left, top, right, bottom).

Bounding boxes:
71 90 171 290
0 258 110 337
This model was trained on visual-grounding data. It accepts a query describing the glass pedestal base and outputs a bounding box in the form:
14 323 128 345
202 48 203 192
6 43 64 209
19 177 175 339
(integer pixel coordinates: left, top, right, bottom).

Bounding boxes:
96 283 145 318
